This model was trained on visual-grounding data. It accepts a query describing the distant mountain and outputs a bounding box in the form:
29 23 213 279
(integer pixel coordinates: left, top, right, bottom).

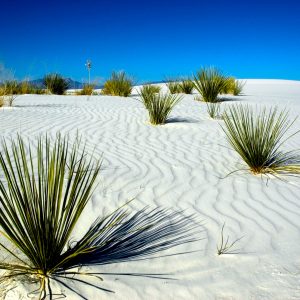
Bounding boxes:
29 78 102 89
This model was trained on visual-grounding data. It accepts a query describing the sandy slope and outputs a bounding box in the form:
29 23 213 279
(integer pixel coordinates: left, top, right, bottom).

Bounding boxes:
1 80 300 299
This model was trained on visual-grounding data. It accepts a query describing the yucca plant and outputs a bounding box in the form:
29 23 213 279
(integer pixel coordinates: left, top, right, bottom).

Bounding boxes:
166 80 181 94
139 92 182 125
76 84 95 95
179 79 194 94
222 104 300 175
220 77 235 94
0 81 19 106
101 71 133 97
206 102 221 119
220 77 246 96
0 135 198 299
139 84 161 99
231 80 246 96
43 73 69 95
193 67 229 103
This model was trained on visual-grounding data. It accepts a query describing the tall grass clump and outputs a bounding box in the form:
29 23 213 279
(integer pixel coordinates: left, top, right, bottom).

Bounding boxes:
101 71 133 97
222 104 300 176
231 80 246 96
43 73 69 95
0 135 198 298
76 84 95 95
139 91 182 125
166 80 181 94
179 79 194 94
193 67 229 103
0 81 19 106
18 80 45 94
221 77 245 96
140 84 161 98
220 77 235 94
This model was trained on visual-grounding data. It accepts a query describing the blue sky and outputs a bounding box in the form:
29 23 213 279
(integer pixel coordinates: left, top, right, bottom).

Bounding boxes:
1 0 299 83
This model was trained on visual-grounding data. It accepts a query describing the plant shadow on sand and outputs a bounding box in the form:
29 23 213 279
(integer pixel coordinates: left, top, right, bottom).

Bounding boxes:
16 104 70 108
166 116 200 124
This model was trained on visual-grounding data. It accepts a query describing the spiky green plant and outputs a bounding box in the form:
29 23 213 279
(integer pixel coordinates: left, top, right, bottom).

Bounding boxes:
139 84 161 99
43 74 69 95
193 67 229 103
220 77 235 94
206 102 221 119
0 81 19 106
220 77 246 96
222 105 300 175
166 80 181 94
139 92 182 125
179 79 194 94
231 80 246 96
101 71 133 97
76 84 95 95
0 135 198 299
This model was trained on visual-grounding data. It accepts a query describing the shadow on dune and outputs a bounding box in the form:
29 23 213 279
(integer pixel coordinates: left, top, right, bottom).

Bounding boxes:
16 104 70 108
166 117 200 124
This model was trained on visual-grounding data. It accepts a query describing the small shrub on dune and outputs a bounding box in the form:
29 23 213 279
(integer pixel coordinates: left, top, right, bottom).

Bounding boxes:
0 81 19 106
139 91 183 125
206 102 221 119
220 77 235 94
43 73 69 95
3 80 19 94
220 77 246 96
76 83 95 95
140 84 161 98
0 135 198 298
179 79 194 94
166 80 181 94
101 71 133 97
193 67 229 103
231 80 246 96
19 80 34 94
222 104 300 176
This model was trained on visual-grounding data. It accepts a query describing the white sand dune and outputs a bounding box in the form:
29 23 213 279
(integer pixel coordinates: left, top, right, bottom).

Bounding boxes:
1 79 300 299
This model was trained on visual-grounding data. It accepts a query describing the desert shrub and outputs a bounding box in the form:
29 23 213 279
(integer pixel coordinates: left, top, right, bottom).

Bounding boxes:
76 84 95 95
220 77 235 94
43 73 69 95
231 80 246 96
0 135 198 298
0 81 19 106
222 104 300 175
140 84 161 99
18 80 34 94
193 67 229 103
179 79 194 94
101 71 133 97
220 77 245 96
166 80 181 94
139 91 182 125
17 80 45 94
206 102 221 119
